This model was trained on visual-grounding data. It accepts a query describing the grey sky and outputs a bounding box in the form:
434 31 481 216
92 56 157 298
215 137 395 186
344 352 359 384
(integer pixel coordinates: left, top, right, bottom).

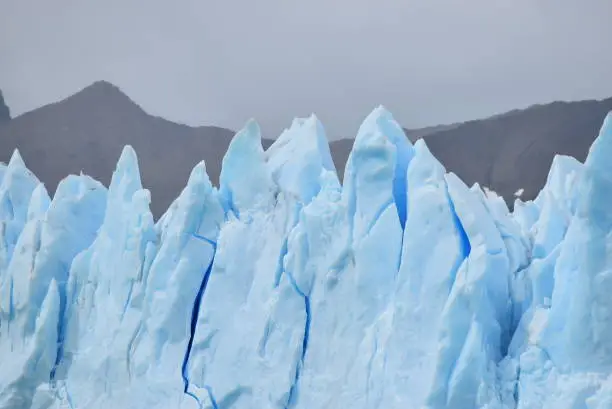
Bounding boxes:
1 0 612 139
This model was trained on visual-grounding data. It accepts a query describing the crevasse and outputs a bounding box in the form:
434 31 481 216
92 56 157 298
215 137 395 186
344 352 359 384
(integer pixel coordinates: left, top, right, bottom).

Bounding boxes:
181 234 217 407
1 109 612 409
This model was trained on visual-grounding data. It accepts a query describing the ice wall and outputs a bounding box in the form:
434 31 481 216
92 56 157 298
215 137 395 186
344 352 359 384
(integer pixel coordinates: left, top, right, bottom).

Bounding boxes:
0 110 611 409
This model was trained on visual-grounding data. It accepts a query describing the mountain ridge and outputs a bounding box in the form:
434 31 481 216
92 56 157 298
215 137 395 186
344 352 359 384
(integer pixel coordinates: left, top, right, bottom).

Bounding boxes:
0 81 236 217
423 97 612 201
1 80 611 217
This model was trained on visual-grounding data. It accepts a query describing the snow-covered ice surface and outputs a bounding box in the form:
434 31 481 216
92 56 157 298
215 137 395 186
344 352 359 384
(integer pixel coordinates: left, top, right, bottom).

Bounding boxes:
1 107 612 409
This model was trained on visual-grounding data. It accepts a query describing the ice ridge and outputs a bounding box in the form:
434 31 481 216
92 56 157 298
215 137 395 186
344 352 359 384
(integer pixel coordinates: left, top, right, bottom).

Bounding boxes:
1 110 612 409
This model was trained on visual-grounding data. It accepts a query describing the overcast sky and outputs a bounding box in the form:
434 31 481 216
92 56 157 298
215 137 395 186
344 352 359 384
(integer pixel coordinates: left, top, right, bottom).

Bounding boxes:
1 0 612 138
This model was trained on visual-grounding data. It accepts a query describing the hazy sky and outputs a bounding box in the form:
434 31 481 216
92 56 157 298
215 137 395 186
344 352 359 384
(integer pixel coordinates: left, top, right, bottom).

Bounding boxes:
1 0 612 138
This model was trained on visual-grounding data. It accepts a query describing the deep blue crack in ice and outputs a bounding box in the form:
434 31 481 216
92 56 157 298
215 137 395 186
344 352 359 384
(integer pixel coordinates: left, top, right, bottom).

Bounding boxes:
50 267 70 381
181 233 217 407
282 271 311 409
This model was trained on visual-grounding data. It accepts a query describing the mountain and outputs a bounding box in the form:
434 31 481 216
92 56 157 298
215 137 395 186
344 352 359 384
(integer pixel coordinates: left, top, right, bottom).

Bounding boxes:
0 81 235 217
321 99 612 204
0 90 9 122
421 98 612 202
1 80 611 218
1 108 611 408
0 81 370 218
404 122 461 140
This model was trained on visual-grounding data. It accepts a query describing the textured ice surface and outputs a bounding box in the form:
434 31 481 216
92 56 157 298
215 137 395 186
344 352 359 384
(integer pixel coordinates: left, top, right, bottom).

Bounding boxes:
1 109 612 409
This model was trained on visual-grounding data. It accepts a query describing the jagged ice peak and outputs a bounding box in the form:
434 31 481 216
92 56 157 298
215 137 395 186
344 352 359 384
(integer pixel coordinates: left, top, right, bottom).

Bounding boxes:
1 108 612 409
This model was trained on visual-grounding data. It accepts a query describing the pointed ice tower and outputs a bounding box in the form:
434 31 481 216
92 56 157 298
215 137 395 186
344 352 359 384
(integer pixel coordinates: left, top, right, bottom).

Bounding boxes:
500 113 612 409
116 159 224 409
506 113 612 409
508 154 585 338
0 184 51 401
542 112 612 371
266 114 339 204
58 146 158 407
0 150 40 275
219 119 275 215
186 116 338 408
341 106 414 322
22 175 107 338
535 154 584 214
0 172 106 407
292 107 415 409
372 139 469 409
342 106 413 239
420 172 513 409
0 184 50 336
63 146 157 326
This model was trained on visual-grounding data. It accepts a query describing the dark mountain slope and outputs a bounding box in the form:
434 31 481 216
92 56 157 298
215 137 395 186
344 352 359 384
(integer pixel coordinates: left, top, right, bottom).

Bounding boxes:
422 98 612 202
0 81 234 217
0 90 9 123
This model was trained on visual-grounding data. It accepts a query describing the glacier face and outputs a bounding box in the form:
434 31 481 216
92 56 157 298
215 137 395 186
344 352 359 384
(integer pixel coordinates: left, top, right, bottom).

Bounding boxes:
1 108 612 409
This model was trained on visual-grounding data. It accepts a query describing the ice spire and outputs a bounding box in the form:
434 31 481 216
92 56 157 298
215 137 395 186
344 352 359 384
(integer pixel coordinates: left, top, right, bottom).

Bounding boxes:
0 184 50 328
23 175 107 337
0 174 106 406
185 116 337 408
128 161 224 408
342 106 414 242
57 147 158 407
219 119 274 215
26 184 51 222
266 114 339 205
0 149 40 273
425 172 511 409
541 112 612 371
8 149 26 169
375 140 469 408
291 108 412 409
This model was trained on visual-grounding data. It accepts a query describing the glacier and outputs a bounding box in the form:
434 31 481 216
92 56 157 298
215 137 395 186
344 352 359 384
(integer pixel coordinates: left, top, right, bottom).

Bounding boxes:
0 107 612 409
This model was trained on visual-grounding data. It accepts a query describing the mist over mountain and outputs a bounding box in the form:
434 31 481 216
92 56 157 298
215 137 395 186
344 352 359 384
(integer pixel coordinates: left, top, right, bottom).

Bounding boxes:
0 80 610 218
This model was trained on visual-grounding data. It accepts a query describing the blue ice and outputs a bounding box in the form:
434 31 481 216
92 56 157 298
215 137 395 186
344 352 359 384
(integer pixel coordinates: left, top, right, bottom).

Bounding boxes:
0 111 611 409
